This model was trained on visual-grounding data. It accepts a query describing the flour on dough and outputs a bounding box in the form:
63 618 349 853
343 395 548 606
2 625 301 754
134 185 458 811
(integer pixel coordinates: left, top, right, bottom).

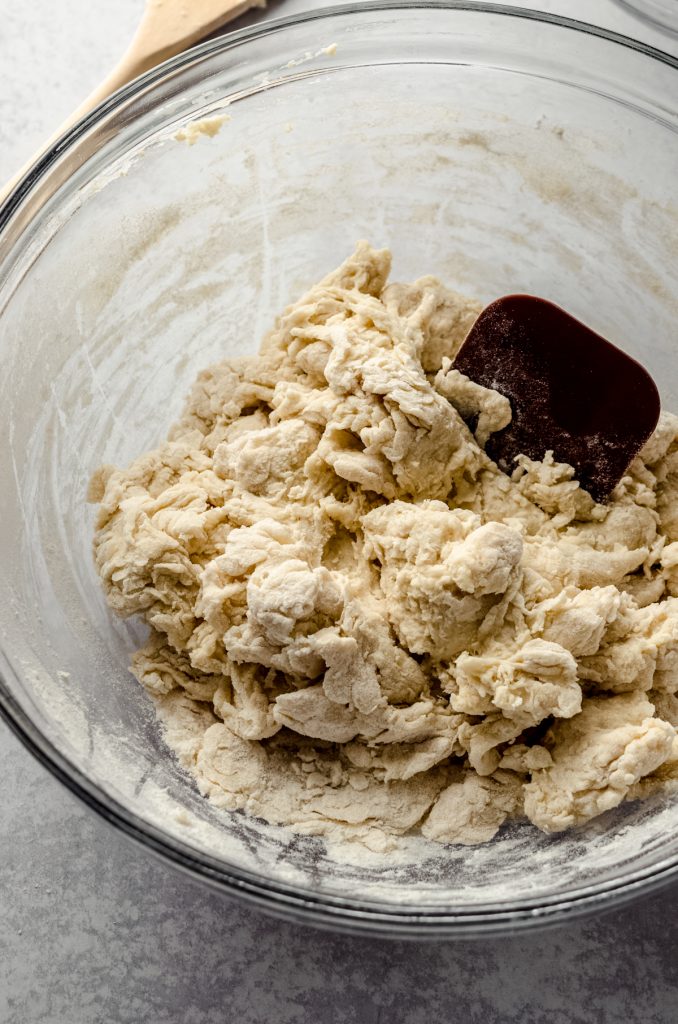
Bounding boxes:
90 243 678 850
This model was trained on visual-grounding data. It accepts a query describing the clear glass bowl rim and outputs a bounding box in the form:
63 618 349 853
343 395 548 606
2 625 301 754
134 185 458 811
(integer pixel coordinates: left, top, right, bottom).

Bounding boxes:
612 0 678 39
2 0 678 937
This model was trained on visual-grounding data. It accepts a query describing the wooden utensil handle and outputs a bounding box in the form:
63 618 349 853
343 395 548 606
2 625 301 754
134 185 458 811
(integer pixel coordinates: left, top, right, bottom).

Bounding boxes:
0 62 136 207
0 0 265 209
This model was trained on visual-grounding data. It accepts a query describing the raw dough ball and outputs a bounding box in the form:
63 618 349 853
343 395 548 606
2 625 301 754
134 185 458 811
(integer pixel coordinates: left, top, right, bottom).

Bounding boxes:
91 242 678 850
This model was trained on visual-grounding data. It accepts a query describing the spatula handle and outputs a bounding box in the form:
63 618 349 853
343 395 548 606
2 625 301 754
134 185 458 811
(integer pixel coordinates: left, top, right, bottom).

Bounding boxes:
0 59 140 208
0 0 263 210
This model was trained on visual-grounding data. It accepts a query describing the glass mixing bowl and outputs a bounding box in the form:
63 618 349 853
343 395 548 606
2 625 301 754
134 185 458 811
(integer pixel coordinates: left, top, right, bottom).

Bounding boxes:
613 0 678 38
2 1 678 938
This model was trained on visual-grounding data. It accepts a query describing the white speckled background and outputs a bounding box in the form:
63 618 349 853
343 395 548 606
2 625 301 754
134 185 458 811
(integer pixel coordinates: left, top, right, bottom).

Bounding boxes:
2 2 678 1021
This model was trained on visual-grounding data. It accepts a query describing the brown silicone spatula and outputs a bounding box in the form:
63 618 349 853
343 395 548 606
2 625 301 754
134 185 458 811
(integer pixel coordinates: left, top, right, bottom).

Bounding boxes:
0 0 266 206
454 295 660 503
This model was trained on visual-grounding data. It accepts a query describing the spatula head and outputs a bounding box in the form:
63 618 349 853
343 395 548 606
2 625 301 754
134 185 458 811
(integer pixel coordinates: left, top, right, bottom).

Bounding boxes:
453 295 661 503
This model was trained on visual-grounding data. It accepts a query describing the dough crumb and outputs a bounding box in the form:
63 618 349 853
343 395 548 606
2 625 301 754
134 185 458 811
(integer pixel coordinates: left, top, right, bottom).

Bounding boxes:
174 114 231 146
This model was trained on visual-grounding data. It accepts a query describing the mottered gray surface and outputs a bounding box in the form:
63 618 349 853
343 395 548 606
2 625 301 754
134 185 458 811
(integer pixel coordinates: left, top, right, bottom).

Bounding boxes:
3 725 678 1024
2 2 678 1022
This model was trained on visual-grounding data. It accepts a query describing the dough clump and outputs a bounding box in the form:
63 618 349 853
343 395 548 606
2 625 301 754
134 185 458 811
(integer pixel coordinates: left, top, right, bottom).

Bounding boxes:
90 243 678 851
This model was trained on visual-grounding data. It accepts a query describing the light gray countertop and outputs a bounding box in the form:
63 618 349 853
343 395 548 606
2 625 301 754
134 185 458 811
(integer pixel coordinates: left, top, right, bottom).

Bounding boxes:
2 2 678 1022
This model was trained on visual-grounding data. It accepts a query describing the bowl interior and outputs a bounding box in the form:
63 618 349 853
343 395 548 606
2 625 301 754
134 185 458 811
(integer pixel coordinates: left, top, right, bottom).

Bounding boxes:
2 3 678 926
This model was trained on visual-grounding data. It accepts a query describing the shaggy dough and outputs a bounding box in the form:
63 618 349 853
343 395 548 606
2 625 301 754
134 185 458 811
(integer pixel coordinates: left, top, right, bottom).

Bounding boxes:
90 242 678 851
